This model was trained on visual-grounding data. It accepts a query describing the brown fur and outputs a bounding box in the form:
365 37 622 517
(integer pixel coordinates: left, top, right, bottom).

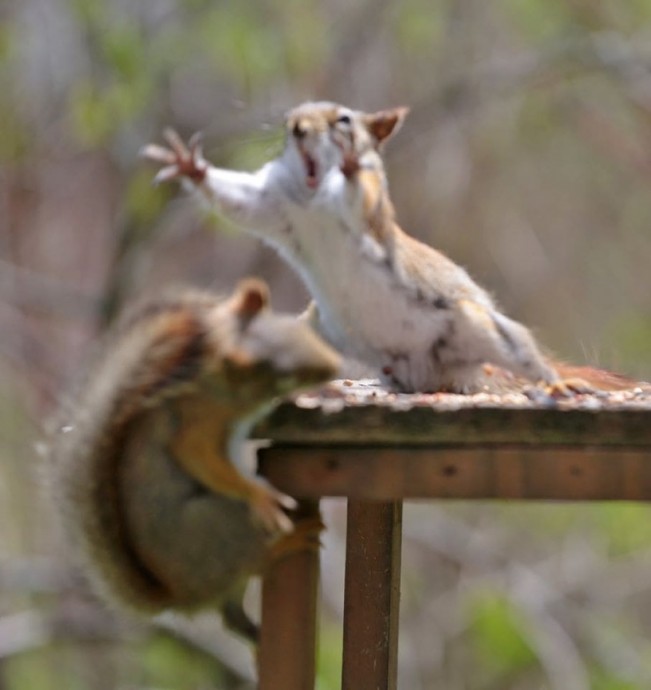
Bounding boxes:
49 280 339 640
552 363 645 391
326 107 647 393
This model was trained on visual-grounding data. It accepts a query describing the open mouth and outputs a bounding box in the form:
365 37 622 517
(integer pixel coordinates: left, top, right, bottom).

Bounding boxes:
299 147 319 189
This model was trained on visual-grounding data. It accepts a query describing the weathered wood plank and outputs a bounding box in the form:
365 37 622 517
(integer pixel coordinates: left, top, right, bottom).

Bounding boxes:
259 446 651 501
259 500 321 690
254 402 651 447
341 500 402 690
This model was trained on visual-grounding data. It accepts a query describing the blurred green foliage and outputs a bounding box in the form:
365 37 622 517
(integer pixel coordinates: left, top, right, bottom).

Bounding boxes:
316 623 344 690
124 170 169 228
503 0 575 41
468 589 537 681
591 670 639 690
2 635 239 690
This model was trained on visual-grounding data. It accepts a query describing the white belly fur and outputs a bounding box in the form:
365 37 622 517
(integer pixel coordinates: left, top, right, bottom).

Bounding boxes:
269 199 456 391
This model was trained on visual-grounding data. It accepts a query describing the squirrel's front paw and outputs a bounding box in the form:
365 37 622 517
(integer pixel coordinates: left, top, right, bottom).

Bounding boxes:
141 129 207 185
250 483 297 535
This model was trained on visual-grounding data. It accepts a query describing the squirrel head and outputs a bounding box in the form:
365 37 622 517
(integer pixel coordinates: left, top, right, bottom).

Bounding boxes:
283 101 343 192
282 101 409 191
218 279 340 396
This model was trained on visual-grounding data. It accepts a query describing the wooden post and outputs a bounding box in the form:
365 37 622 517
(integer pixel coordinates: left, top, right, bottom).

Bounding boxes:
258 500 321 690
342 500 403 690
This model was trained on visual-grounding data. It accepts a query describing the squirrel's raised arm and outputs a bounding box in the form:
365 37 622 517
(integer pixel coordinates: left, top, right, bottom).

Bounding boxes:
141 129 287 234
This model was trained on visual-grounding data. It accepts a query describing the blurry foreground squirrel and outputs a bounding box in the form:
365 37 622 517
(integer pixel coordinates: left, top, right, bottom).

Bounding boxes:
49 279 339 641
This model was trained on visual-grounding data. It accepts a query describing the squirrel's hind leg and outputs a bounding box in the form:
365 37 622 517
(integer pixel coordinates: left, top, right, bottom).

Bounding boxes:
454 301 558 386
221 584 259 644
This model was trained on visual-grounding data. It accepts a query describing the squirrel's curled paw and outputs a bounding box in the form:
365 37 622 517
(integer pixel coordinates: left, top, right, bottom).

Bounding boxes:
141 129 207 185
249 482 297 535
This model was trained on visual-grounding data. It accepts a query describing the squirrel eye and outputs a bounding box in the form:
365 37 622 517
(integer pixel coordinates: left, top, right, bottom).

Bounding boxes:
336 114 352 126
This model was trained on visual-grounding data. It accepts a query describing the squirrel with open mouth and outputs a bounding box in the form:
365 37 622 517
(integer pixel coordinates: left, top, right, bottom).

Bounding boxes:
143 101 645 394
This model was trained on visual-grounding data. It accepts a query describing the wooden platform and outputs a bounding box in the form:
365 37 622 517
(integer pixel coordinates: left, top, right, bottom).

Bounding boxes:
254 380 651 690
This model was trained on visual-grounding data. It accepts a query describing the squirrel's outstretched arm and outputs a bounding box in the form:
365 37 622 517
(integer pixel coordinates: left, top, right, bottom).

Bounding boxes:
142 129 286 233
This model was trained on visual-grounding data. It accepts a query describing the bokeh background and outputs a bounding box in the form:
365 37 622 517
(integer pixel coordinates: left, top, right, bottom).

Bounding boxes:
3 0 651 688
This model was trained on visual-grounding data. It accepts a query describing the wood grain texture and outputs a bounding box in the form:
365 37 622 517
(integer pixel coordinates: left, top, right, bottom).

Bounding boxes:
260 446 651 501
255 388 651 690
259 500 321 690
341 500 402 690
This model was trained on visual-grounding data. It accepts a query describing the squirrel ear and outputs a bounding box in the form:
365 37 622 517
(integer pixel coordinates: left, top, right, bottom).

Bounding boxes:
364 107 410 147
233 278 270 326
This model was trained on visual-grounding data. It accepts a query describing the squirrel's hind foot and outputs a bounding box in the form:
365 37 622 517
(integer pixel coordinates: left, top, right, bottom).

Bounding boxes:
545 377 594 397
266 516 324 564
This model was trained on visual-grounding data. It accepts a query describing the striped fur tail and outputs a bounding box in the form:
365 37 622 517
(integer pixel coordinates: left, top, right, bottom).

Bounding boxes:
552 362 648 392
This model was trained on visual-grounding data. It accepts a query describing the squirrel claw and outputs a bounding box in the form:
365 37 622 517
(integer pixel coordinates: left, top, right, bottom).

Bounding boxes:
188 131 204 156
139 143 176 164
162 127 189 156
545 377 594 398
142 129 207 184
250 484 296 535
267 517 324 564
153 165 181 186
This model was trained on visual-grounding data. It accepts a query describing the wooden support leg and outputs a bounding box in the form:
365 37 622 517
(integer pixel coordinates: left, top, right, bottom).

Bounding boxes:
342 500 403 690
258 500 320 690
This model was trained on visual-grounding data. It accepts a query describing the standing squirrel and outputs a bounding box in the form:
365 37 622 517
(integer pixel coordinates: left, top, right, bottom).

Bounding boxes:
143 103 643 393
49 279 340 642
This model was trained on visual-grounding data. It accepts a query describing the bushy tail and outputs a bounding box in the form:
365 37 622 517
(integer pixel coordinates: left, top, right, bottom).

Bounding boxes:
480 361 648 393
552 362 648 392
